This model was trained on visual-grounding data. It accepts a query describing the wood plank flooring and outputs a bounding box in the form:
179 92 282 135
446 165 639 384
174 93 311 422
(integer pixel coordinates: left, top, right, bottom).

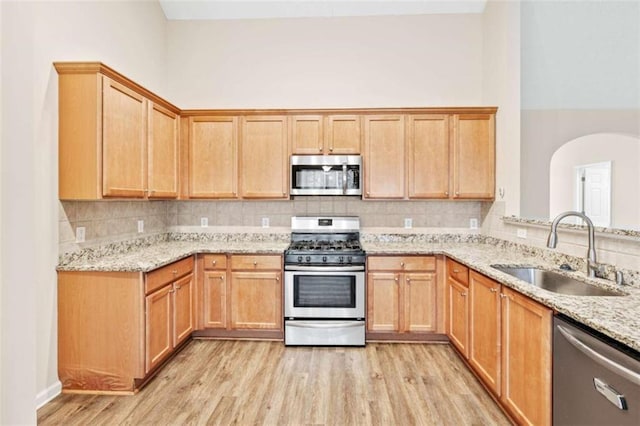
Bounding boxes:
38 340 511 425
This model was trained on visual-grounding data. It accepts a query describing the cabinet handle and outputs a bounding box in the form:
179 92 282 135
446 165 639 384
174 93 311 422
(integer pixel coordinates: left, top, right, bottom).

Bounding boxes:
406 278 411 285
276 276 280 281
455 191 460 196
175 284 181 290
329 147 333 152
500 294 507 299
212 260 217 266
490 288 498 293
169 289 175 294
445 191 449 196
319 147 323 152
172 270 178 274
400 262 405 267
453 269 460 273
253 261 258 266
394 277 399 282
461 292 467 297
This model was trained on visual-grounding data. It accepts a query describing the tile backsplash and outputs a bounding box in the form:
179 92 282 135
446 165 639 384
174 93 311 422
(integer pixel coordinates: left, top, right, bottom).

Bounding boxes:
59 197 486 253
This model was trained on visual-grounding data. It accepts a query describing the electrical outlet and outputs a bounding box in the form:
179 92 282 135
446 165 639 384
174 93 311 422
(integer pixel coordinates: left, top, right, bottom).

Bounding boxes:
75 226 85 243
261 217 270 228
517 228 527 239
200 217 208 227
469 218 478 229
137 220 144 233
404 218 413 229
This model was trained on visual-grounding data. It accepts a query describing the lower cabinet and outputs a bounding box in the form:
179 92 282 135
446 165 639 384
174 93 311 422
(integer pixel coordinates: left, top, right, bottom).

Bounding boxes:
447 265 552 426
145 272 194 373
367 256 440 339
446 258 470 357
196 253 283 337
57 256 194 393
230 255 282 330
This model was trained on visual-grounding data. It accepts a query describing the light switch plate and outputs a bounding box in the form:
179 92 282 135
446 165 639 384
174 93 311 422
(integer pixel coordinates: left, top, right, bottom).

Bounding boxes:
517 228 527 239
469 218 478 229
75 226 85 243
200 217 208 227
137 220 144 233
404 218 413 229
261 217 270 228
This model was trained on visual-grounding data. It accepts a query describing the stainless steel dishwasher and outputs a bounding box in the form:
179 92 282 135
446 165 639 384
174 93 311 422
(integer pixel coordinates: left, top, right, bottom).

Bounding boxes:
554 315 640 425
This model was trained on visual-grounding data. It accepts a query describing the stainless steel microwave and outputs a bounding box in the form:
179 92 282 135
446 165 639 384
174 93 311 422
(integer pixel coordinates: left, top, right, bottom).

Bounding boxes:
290 155 362 196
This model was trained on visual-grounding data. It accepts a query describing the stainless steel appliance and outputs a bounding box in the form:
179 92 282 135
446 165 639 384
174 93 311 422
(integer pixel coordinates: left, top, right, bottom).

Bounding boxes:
554 315 640 425
290 155 362 196
284 216 366 346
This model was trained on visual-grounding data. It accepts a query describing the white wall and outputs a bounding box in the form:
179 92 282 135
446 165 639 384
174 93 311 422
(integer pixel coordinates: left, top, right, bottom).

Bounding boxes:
481 0 520 217
520 0 640 220
0 1 167 423
166 14 484 108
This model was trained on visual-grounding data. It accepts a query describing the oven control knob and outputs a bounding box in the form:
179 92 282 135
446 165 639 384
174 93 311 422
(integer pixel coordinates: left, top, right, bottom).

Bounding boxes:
339 256 344 263
297 256 303 263
305 256 311 263
322 256 327 263
347 256 352 263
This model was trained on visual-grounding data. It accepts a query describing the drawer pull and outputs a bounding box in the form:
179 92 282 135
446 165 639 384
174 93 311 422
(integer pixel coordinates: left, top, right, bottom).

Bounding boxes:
453 269 460 273
461 292 467 297
172 270 178 275
175 284 181 290
490 288 498 293
212 260 217 266
400 262 405 267
253 261 258 266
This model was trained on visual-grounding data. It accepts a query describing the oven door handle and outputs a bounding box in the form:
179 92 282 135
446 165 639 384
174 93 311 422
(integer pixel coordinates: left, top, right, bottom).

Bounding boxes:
285 265 365 272
287 321 364 329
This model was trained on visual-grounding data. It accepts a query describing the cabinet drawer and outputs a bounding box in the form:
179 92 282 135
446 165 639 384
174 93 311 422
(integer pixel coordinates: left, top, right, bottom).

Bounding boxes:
447 258 469 286
202 254 227 270
368 256 435 271
231 255 281 270
146 256 194 295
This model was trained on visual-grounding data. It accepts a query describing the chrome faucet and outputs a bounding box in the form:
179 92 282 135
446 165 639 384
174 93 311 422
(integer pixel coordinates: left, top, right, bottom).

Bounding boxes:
547 211 598 278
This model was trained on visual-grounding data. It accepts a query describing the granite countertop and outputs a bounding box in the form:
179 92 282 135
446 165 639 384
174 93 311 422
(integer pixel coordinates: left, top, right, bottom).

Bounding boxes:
58 233 640 353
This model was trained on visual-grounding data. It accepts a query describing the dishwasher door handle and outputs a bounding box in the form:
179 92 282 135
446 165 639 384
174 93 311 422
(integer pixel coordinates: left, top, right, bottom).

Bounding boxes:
557 325 640 386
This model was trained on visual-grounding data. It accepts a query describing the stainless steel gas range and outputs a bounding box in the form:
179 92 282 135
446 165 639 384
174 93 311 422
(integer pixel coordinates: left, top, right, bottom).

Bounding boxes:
284 216 366 346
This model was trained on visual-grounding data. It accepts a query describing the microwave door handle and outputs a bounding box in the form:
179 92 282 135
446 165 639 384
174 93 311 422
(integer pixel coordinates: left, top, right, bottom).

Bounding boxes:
342 163 347 194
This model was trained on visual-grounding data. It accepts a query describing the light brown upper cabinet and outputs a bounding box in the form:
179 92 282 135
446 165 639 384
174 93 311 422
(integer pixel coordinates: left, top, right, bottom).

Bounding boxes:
188 116 238 198
55 62 180 200
291 115 361 155
240 116 289 199
452 114 495 199
148 103 179 198
363 115 406 199
407 114 450 198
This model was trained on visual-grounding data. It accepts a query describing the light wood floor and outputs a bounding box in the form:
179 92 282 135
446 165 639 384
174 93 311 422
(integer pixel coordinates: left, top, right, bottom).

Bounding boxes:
38 340 511 425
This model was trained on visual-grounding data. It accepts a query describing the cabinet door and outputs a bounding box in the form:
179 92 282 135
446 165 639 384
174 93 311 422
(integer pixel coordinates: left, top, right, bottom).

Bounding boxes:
452 114 495 199
326 115 361 154
291 115 324 154
204 271 227 329
447 277 469 358
102 77 147 197
230 271 282 329
469 271 501 395
404 273 437 332
173 274 194 345
240 116 288 199
189 116 238 198
366 272 400 332
501 287 552 426
148 103 178 198
363 115 405 199
407 115 450 198
145 284 172 373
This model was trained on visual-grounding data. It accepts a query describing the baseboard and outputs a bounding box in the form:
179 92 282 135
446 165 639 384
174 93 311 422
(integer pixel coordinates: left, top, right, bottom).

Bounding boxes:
36 380 62 409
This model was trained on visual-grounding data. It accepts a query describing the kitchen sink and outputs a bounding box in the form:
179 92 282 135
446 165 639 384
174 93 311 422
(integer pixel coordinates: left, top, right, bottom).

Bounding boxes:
490 265 627 297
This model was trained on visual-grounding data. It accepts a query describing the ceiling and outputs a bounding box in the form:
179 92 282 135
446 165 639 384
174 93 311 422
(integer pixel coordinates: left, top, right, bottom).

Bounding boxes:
159 0 488 21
